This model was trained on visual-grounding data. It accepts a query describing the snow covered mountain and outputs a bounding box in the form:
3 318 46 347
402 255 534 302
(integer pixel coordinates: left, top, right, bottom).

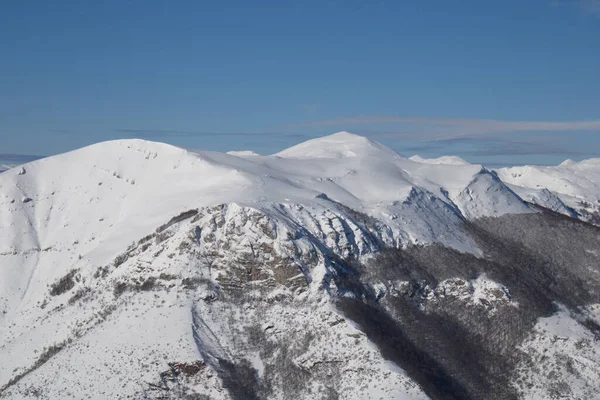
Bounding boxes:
1 132 600 399
496 159 600 223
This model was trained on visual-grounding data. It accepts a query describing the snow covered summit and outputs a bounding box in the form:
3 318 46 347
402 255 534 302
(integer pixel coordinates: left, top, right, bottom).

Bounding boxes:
275 131 401 159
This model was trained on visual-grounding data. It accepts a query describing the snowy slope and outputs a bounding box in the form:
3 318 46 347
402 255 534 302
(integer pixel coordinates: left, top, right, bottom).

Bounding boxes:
409 155 470 166
1 132 599 399
453 171 533 220
0 203 429 399
515 306 600 399
497 159 600 221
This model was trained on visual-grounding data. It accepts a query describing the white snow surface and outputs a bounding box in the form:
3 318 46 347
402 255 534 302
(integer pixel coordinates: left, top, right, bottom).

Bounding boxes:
409 155 470 165
497 158 600 217
1 132 600 398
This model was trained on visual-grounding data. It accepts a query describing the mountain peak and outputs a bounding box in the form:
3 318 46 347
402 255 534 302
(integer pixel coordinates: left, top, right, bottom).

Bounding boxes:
327 130 366 139
274 131 401 159
559 159 576 167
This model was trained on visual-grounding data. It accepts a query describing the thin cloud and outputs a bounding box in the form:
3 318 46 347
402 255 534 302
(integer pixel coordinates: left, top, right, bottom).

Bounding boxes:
288 117 600 140
402 137 599 158
114 129 309 140
115 129 211 137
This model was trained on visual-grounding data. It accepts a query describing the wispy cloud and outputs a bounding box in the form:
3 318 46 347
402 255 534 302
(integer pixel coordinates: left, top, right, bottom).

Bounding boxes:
288 117 600 140
114 129 308 140
115 129 213 137
403 137 598 158
550 0 600 15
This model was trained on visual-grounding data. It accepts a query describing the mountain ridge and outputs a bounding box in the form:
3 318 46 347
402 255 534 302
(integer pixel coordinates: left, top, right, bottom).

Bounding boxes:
1 132 600 399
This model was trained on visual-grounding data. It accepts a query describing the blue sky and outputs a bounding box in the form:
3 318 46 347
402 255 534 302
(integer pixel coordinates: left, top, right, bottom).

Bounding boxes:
1 0 599 166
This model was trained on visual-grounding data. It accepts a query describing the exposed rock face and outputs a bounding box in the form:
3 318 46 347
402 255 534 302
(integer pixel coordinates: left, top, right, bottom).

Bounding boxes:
2 202 600 400
0 203 431 399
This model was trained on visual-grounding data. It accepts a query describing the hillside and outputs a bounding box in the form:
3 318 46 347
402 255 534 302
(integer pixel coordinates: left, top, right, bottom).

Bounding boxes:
1 133 600 399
